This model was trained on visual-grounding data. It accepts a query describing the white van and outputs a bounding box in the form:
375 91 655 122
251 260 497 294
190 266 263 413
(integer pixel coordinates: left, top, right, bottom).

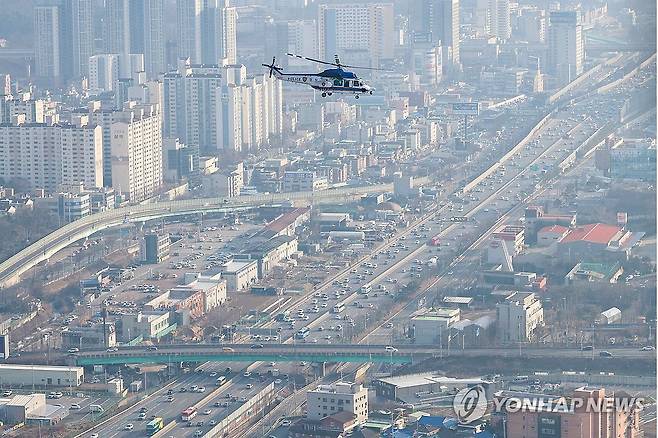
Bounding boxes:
89 404 104 413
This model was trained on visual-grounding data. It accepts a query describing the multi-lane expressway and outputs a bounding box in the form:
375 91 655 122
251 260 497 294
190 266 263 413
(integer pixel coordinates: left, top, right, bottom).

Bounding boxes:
72 343 655 366
0 181 421 289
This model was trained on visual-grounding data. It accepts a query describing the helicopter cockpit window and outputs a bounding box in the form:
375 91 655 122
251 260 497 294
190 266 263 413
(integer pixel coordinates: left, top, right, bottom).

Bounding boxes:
353 81 360 86
333 78 343 86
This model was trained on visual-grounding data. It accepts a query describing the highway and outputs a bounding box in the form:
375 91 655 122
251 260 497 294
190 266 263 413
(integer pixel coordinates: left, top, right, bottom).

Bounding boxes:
53 52 656 437
78 362 278 438
0 180 422 289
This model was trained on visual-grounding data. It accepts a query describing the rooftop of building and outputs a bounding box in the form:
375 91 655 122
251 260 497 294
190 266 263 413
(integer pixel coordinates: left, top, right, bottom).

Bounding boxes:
538 224 569 234
561 223 622 244
0 364 82 373
264 207 310 234
378 373 490 389
310 382 363 394
411 307 460 320
219 259 257 272
442 296 474 304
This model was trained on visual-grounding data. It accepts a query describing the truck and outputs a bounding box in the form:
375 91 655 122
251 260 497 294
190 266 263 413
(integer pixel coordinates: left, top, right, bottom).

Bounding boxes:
275 311 290 322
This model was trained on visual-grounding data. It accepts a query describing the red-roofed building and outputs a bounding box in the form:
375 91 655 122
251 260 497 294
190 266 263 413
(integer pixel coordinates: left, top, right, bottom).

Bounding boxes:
558 223 637 262
537 225 570 246
262 207 311 238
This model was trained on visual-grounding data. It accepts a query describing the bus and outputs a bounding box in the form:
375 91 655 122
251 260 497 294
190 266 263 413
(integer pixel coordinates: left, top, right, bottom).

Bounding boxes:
181 407 198 421
216 376 227 386
146 417 164 435
332 303 346 313
295 327 310 339
359 284 372 294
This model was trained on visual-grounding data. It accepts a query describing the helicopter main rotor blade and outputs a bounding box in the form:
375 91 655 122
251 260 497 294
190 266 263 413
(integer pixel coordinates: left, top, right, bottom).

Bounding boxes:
286 53 337 67
286 53 389 71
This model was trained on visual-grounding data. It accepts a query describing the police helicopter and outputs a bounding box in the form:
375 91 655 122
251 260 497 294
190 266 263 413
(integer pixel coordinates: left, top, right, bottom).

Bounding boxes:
262 53 383 98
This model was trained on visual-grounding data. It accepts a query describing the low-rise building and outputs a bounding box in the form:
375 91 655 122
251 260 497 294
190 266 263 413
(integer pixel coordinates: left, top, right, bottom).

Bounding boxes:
565 261 624 284
145 289 204 321
121 311 173 342
537 224 570 246
61 322 116 349
0 364 83 387
140 232 171 264
410 308 461 345
492 225 525 255
375 374 494 402
306 382 368 424
496 292 544 343
597 307 622 325
217 259 259 292
558 223 642 262
283 170 328 192
498 386 641 438
237 235 298 277
176 273 227 313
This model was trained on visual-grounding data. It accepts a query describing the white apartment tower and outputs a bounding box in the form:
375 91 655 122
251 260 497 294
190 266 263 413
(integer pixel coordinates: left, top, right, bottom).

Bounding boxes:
318 3 394 68
287 20 318 67
110 103 163 202
488 0 511 40
409 0 461 68
548 11 584 84
88 54 120 93
176 0 237 64
0 120 102 192
163 61 222 161
105 0 165 78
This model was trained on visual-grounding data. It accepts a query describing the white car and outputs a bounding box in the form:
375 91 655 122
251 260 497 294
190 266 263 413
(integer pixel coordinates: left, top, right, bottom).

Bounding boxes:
203 409 212 415
124 424 134 431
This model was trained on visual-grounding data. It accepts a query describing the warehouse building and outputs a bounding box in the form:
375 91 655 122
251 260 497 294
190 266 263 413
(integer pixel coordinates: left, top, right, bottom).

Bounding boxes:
0 364 83 387
374 373 494 403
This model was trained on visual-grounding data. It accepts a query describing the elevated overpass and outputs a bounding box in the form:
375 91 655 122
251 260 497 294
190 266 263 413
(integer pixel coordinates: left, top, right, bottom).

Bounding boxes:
69 343 654 367
0 181 414 288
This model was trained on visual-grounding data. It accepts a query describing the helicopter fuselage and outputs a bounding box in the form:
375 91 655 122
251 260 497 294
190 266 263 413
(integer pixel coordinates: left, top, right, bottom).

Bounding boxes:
271 69 373 97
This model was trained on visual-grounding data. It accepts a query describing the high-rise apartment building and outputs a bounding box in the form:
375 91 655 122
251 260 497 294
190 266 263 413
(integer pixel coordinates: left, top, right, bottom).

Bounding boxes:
287 20 318 67
129 0 166 76
0 120 103 192
88 54 120 93
105 0 166 78
163 61 222 161
409 0 460 68
318 3 394 68
487 0 511 40
34 4 61 81
517 8 546 43
105 0 131 55
176 0 237 64
548 11 584 83
34 0 94 82
110 103 163 202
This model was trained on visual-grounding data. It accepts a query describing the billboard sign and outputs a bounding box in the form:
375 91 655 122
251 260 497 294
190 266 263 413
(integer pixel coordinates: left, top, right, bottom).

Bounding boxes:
452 102 479 116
